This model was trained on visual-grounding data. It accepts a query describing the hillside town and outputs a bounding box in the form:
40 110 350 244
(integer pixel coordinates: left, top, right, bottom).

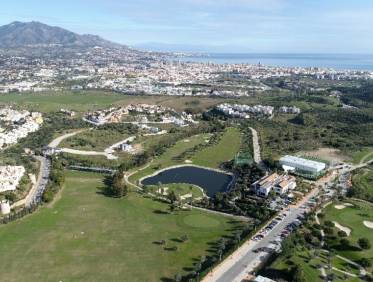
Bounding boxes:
1 45 373 96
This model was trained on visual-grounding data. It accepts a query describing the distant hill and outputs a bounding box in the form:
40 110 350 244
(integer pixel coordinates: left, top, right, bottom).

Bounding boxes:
0 21 121 48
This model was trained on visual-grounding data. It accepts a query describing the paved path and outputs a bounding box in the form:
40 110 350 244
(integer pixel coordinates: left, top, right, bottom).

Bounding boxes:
48 129 87 148
249 127 262 165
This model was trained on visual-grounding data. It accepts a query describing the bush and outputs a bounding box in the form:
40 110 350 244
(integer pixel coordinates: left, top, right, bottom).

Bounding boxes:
42 189 54 203
358 238 371 250
360 258 372 268
340 238 350 247
324 220 335 228
337 230 347 237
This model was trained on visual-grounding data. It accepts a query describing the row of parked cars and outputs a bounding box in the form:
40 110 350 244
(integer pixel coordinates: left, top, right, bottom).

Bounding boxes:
252 212 288 242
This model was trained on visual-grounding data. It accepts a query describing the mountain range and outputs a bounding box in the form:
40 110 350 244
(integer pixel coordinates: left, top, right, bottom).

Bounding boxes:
0 21 121 48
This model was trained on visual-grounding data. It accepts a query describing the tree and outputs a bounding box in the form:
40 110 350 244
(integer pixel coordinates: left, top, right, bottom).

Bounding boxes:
174 273 182 282
292 264 306 282
324 220 335 228
340 238 350 247
358 238 371 250
180 234 189 242
337 230 347 237
360 258 372 268
168 190 178 204
109 171 128 198
324 227 334 235
4 192 17 203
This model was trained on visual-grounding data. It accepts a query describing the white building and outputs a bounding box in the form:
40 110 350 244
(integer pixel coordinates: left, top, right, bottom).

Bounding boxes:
251 173 296 197
0 200 11 215
0 166 26 193
280 155 326 174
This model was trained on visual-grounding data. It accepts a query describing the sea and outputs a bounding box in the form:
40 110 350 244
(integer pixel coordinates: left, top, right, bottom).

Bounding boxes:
171 53 373 71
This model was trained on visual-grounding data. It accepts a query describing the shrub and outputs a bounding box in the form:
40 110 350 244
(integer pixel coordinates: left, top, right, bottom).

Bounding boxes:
358 238 371 250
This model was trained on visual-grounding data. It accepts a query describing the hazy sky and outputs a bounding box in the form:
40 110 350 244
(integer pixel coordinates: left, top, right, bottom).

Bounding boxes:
1 0 373 53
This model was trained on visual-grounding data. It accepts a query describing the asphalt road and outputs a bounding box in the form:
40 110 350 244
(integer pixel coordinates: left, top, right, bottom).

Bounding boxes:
26 156 51 207
213 207 304 282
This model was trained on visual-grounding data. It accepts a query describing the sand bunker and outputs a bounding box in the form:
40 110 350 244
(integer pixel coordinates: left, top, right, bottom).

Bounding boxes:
333 221 351 236
184 160 193 164
363 221 373 229
156 187 169 195
180 193 193 200
334 203 354 210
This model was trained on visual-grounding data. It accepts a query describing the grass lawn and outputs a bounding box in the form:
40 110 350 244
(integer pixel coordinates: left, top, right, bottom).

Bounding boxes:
322 199 373 263
144 183 205 199
0 171 244 282
350 147 373 164
130 133 210 182
191 127 241 168
60 128 130 151
0 90 229 113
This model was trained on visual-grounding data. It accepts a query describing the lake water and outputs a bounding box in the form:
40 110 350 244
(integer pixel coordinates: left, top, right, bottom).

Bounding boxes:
171 53 373 71
141 166 233 197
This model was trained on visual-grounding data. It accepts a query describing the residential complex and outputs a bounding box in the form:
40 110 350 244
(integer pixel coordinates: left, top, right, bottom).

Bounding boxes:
216 103 274 118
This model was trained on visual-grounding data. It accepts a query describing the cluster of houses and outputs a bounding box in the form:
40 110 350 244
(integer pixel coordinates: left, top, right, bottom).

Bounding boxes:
278 106 301 114
215 103 275 119
0 165 25 193
84 104 171 125
251 173 297 198
216 103 302 119
0 108 43 149
59 108 76 117
84 104 196 127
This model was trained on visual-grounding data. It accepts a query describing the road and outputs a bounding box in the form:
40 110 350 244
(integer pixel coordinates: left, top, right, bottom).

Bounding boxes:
203 207 303 282
203 187 319 282
26 156 51 207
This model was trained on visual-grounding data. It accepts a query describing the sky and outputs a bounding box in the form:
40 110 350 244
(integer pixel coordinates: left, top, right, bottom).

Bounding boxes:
1 0 373 53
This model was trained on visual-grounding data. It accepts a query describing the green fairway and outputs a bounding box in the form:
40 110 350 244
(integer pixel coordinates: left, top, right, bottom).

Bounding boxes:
191 127 241 168
130 133 210 182
322 200 373 262
0 171 243 282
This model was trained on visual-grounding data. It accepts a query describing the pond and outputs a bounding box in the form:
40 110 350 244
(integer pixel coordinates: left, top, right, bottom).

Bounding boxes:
141 165 234 197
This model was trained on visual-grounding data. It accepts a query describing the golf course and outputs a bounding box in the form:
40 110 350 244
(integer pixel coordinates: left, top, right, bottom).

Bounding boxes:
0 171 245 282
